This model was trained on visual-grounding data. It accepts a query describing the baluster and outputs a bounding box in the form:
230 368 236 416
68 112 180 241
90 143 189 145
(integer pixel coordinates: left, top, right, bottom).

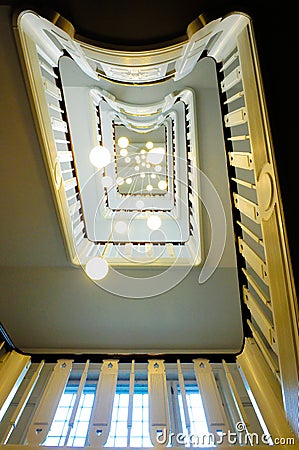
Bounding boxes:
86 359 119 446
148 360 170 446
27 359 73 445
1 360 45 444
0 351 31 422
193 358 229 443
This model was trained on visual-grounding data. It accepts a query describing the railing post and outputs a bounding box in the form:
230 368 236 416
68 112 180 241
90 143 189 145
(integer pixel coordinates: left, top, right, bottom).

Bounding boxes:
26 359 73 445
193 358 229 444
1 360 45 444
237 338 297 444
0 350 31 422
126 360 135 447
86 359 118 446
64 359 90 445
148 359 170 446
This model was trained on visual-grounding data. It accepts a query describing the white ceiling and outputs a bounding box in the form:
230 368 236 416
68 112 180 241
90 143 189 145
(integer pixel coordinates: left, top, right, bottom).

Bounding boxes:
0 5 245 354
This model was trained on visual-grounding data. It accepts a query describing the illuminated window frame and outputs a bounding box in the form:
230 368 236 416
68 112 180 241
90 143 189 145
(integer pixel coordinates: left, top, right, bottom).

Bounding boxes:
42 382 210 448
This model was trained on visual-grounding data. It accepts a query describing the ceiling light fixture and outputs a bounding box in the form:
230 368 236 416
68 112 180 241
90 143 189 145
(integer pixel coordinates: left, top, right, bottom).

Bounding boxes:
114 221 128 234
147 215 162 230
146 147 165 165
158 180 167 190
102 175 113 188
89 145 111 169
85 256 109 280
116 176 124 185
85 230 113 281
118 136 129 148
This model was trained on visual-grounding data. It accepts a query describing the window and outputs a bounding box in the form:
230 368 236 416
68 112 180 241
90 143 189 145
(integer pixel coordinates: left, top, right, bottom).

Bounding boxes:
105 391 129 447
106 385 152 447
130 391 152 447
42 377 213 448
43 387 95 447
178 386 212 447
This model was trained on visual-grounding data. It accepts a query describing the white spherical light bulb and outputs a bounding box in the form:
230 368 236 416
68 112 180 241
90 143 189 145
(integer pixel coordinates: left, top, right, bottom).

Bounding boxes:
85 256 109 280
116 176 124 186
89 145 111 169
102 175 113 188
118 136 129 148
136 200 144 209
147 215 161 230
158 180 167 190
114 221 128 234
146 147 165 165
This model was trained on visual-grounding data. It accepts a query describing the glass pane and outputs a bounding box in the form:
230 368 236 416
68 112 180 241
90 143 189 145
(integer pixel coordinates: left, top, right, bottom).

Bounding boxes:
82 393 95 407
133 394 143 408
143 437 153 447
118 394 129 407
131 420 142 436
72 437 86 446
49 421 65 436
118 407 128 421
105 390 129 447
115 421 127 437
178 387 211 447
54 408 70 421
44 437 60 446
75 421 89 436
59 393 74 407
114 437 127 447
130 437 143 447
44 388 95 447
